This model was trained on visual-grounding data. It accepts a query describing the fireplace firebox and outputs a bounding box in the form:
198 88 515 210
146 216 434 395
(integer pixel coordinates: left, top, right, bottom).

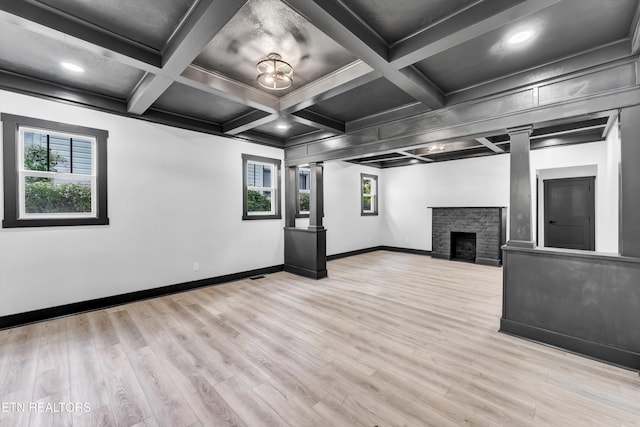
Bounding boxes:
451 232 477 262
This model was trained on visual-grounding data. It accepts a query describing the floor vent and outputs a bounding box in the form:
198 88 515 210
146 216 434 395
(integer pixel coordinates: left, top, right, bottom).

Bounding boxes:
250 275 266 280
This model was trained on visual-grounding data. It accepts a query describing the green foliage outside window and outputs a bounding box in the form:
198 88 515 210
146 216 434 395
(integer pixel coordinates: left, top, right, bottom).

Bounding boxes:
363 196 372 211
23 144 91 213
363 179 372 195
247 189 272 212
299 192 310 212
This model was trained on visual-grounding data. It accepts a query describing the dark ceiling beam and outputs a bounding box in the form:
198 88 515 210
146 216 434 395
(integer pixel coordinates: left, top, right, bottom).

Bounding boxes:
236 131 284 148
601 110 619 139
530 131 604 150
530 124 606 141
396 151 434 163
223 111 276 135
178 66 279 113
447 40 631 105
0 1 161 71
285 59 640 166
0 70 241 141
280 61 379 112
346 102 430 133
358 155 406 164
476 137 504 153
282 0 444 109
141 108 223 134
0 70 127 113
630 0 640 54
291 110 345 133
285 130 338 147
390 0 562 69
127 0 246 114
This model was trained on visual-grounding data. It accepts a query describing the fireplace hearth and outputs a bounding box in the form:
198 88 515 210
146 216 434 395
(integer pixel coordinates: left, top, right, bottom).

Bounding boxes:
430 207 507 266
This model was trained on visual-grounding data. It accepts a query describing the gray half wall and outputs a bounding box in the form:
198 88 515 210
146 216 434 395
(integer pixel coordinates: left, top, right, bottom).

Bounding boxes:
501 246 640 370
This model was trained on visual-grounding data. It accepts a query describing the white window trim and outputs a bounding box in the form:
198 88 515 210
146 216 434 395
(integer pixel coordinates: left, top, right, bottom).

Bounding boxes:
17 126 98 220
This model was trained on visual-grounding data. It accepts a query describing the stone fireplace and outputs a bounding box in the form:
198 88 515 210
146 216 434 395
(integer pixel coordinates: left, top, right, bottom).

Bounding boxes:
431 207 507 266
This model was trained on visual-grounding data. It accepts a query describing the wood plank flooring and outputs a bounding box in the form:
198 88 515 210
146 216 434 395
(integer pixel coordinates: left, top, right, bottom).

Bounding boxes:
1 251 639 426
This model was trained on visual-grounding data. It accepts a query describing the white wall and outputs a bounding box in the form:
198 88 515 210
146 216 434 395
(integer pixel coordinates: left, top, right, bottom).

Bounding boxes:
382 154 510 251
322 161 384 256
0 90 622 316
0 90 284 316
381 140 618 252
533 139 619 253
601 118 620 252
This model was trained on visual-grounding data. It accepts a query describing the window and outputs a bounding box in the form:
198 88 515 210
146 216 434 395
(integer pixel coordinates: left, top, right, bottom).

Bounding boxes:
2 114 108 228
242 154 281 220
361 173 378 216
296 166 310 217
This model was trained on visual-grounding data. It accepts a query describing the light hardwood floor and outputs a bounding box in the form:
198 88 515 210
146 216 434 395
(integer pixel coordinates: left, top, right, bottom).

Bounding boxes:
1 251 639 426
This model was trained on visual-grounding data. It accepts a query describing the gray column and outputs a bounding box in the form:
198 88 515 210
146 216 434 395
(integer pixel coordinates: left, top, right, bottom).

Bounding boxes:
309 162 324 230
284 166 296 228
507 126 535 248
619 106 640 257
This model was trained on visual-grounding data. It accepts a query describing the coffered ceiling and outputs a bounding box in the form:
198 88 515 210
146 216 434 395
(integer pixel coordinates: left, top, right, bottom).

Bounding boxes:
0 0 638 165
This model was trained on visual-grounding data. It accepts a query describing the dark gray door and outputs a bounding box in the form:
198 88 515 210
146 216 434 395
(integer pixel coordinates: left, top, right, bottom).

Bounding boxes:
544 177 595 251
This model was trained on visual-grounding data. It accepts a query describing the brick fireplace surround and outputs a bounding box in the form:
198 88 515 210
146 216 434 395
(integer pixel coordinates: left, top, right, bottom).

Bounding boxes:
431 207 507 266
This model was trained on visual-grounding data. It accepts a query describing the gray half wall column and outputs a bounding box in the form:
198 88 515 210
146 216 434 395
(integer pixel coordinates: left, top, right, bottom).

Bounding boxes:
619 106 640 257
309 162 324 230
507 126 535 248
283 162 327 279
285 166 296 228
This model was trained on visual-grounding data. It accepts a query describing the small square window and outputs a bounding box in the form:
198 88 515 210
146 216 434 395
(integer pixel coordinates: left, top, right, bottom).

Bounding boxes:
2 114 108 228
361 173 378 216
242 154 281 220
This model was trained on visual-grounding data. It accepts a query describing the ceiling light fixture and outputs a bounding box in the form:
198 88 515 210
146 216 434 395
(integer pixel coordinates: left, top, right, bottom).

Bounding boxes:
427 143 446 153
257 53 293 90
276 123 289 130
60 62 84 73
507 29 534 46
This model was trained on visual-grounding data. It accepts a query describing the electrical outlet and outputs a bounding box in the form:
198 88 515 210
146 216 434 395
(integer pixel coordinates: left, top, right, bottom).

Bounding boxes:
193 261 200 272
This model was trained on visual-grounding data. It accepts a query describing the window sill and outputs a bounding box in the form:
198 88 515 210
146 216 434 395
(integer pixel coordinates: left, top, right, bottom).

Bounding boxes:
361 212 379 216
3 217 110 228
242 214 282 221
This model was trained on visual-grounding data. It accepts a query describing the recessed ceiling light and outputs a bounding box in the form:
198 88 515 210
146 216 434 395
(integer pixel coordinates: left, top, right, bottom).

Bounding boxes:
410 159 419 164
507 30 534 46
60 62 84 73
276 123 289 130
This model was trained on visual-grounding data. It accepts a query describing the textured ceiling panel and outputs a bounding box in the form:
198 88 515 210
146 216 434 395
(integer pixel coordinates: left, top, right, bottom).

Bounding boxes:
193 0 357 95
0 22 144 99
253 119 318 139
34 0 196 50
153 82 252 124
342 0 480 44
309 77 416 122
415 0 637 93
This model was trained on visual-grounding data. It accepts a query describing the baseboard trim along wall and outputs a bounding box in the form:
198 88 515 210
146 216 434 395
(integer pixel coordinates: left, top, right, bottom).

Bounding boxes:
3 246 432 330
327 245 432 260
500 319 640 372
0 265 284 330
